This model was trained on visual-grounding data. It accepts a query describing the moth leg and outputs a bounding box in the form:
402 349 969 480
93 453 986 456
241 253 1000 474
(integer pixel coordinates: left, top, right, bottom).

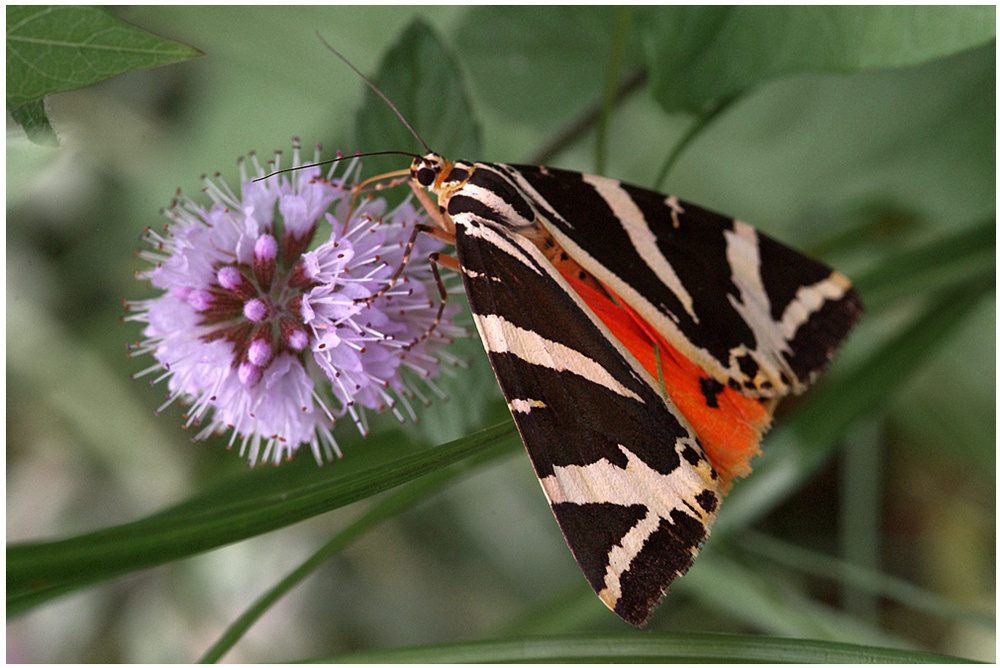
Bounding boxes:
354 176 458 306
355 222 441 305
352 226 458 350
410 181 456 237
430 251 460 272
402 250 453 351
353 180 460 349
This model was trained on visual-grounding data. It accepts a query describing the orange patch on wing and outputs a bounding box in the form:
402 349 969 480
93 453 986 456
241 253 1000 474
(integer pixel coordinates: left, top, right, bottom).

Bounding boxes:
562 270 772 489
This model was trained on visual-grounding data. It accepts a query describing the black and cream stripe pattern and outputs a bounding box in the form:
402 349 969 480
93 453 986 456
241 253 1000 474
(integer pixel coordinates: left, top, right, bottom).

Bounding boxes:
467 163 862 398
455 214 720 625
409 153 862 625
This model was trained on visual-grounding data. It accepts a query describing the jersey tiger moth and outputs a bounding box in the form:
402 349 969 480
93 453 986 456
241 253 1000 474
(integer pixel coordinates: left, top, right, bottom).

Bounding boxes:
330 49 863 626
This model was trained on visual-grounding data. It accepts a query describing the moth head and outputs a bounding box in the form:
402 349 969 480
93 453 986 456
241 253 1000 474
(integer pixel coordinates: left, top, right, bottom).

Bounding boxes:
411 153 451 190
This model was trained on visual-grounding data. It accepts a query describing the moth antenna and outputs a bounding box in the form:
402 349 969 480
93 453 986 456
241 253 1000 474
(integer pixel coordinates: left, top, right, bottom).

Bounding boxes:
254 150 421 182
316 32 433 156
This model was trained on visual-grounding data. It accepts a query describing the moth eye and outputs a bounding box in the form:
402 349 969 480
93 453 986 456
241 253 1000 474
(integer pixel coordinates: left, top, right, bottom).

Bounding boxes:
416 167 436 187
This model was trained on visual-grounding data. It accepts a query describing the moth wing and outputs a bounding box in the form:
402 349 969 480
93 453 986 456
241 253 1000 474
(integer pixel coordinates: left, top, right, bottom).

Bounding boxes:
453 217 721 626
501 164 862 398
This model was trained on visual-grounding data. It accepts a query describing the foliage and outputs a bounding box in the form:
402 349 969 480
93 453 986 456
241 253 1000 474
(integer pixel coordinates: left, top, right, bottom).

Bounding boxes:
6 6 994 663
7 6 201 143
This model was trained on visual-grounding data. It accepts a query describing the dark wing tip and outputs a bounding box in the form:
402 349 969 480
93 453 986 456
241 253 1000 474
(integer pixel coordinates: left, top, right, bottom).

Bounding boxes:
787 280 864 388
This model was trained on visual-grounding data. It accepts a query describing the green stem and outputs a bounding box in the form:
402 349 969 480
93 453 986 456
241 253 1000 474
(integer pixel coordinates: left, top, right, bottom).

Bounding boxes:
653 97 736 190
595 6 635 175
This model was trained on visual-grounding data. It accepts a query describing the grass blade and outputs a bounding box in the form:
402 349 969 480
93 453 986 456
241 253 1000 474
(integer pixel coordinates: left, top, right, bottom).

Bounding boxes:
198 441 514 663
8 422 519 615
315 632 975 663
738 531 994 628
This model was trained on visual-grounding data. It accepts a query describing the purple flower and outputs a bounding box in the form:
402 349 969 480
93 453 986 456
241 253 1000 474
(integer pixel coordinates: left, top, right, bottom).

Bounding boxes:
127 140 463 466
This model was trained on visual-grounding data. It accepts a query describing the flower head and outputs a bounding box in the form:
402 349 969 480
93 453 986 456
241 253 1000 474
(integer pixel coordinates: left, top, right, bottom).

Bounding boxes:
127 140 462 466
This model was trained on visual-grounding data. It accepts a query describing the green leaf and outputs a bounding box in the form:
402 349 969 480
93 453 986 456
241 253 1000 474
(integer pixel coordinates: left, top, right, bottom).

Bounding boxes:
6 6 202 108
8 99 57 145
640 6 996 114
354 18 480 179
316 633 972 663
455 7 644 129
7 422 519 616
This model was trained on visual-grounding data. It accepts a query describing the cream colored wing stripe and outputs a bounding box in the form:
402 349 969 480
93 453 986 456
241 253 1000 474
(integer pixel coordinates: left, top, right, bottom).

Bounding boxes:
779 272 854 341
508 398 547 414
582 174 699 323
473 313 644 404
459 220 543 275
537 441 711 608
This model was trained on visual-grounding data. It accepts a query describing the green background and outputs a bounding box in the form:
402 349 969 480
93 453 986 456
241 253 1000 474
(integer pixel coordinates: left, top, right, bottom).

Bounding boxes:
6 6 994 662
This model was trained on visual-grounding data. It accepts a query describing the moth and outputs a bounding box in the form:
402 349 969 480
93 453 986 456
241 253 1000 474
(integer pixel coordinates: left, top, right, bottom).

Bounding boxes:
334 50 863 626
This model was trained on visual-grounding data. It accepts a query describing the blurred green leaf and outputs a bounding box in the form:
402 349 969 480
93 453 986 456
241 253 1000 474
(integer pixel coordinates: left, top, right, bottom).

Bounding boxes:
495 584 608 637
890 298 995 479
199 444 515 663
640 6 996 114
354 18 480 179
7 422 518 616
318 632 971 663
6 5 202 107
7 99 57 145
455 7 644 129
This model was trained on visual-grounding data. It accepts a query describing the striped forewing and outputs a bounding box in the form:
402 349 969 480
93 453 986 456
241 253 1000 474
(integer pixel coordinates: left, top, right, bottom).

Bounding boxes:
453 217 721 625
431 156 860 625
488 163 863 399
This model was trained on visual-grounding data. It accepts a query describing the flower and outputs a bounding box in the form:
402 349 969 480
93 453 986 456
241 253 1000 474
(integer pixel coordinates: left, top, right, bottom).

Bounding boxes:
126 140 463 466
